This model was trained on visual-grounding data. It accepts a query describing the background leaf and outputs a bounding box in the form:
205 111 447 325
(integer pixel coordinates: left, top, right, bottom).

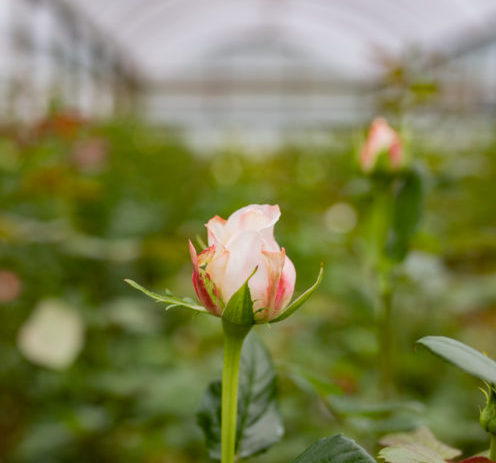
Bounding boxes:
386 170 423 262
291 434 375 463
197 333 283 459
380 427 461 460
281 362 343 397
458 458 492 463
333 398 424 418
379 443 448 463
416 336 496 384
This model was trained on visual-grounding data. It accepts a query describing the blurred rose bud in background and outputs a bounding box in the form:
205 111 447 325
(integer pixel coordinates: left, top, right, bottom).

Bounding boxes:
72 138 109 173
360 117 404 173
0 270 22 303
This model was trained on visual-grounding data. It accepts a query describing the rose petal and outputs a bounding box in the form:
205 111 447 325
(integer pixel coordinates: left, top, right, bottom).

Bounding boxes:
360 118 402 171
213 230 262 304
389 138 403 168
206 247 230 306
227 204 280 230
273 254 296 314
251 248 286 321
225 204 280 251
189 241 221 314
206 215 228 247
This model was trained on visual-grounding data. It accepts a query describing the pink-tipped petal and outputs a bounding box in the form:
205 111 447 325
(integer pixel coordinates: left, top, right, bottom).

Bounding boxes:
189 241 221 315
251 248 286 321
189 240 197 262
206 215 228 247
227 204 281 230
197 245 215 266
389 138 403 169
273 254 296 315
225 205 281 251
360 118 402 172
205 247 230 306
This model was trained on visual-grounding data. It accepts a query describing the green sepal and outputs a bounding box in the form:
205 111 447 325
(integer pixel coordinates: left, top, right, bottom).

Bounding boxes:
480 385 496 434
386 169 423 262
270 264 324 324
221 267 257 325
124 279 209 314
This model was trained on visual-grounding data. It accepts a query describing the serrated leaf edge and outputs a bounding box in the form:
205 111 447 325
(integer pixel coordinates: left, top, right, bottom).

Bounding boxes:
124 278 208 313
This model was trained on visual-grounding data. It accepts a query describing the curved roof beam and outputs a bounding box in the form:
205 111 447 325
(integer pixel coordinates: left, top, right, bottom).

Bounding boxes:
62 0 496 82
110 1 403 56
105 0 430 80
136 18 389 80
106 0 490 63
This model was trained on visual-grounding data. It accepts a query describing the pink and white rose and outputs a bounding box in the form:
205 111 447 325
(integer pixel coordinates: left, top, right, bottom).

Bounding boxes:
189 204 296 322
360 117 404 172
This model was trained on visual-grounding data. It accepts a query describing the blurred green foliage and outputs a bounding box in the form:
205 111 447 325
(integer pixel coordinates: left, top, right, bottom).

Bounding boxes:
1 112 496 462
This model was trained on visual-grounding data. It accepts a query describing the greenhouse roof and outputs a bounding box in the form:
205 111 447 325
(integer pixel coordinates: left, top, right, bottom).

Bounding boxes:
64 0 496 83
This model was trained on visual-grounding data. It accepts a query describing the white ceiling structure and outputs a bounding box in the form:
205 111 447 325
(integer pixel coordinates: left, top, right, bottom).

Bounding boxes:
4 0 496 144
63 0 496 83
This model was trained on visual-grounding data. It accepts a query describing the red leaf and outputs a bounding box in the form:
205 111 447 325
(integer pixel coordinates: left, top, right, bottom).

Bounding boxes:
458 457 492 463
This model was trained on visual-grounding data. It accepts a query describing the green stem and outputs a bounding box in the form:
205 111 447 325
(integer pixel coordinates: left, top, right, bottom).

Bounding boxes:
221 320 251 463
369 179 396 399
490 434 496 461
379 279 394 399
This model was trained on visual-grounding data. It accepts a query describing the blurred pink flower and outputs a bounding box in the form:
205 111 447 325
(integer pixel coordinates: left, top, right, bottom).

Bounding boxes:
0 270 22 303
360 117 403 172
189 204 296 322
72 138 108 173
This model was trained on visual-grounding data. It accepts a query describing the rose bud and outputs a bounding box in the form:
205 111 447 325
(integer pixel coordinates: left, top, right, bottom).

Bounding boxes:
359 117 404 173
125 204 322 325
190 204 321 324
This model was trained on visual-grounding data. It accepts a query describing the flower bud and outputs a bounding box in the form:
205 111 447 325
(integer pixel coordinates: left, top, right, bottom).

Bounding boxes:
359 117 404 173
190 204 296 323
480 385 496 435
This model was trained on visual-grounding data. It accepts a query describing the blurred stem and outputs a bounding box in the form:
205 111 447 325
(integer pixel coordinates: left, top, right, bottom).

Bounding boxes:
379 278 394 399
322 396 345 425
370 179 396 398
221 320 251 463
490 434 496 461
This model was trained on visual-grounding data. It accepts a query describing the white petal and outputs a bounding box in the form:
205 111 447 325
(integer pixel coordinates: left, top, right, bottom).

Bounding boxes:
206 247 230 305
225 204 280 251
205 215 228 247
221 230 263 304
